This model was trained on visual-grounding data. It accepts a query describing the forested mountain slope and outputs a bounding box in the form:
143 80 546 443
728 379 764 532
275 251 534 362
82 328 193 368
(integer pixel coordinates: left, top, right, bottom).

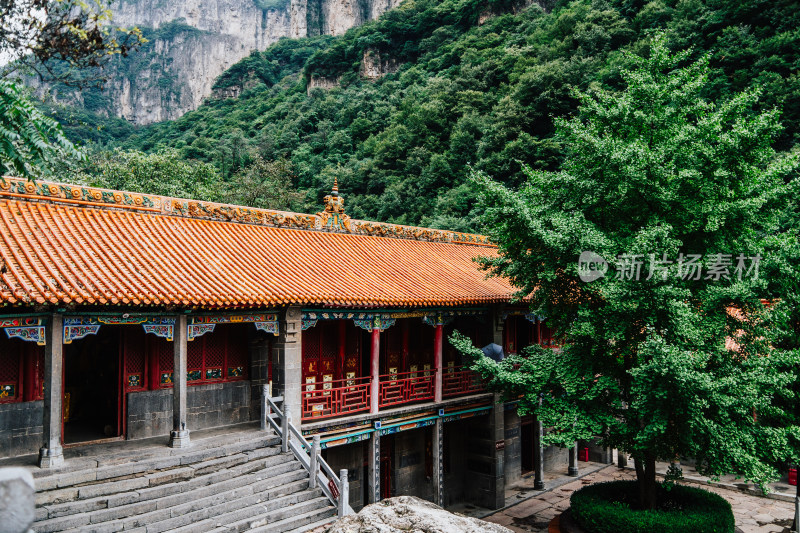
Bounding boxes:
58 0 800 230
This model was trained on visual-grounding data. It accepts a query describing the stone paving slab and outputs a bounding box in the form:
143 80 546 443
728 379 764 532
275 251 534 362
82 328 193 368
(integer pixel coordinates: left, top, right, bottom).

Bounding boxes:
629 459 797 502
483 466 796 533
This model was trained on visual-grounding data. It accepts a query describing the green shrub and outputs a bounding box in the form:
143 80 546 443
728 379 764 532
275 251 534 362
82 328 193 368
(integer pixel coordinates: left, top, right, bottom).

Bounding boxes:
570 481 734 533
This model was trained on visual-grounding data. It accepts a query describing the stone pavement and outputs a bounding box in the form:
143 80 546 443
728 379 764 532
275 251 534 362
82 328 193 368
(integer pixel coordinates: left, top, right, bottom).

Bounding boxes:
483 466 796 533
624 459 796 503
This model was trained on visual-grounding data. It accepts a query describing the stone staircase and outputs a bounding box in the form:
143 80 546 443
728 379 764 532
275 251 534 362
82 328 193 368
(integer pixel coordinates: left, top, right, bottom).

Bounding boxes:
28 424 336 533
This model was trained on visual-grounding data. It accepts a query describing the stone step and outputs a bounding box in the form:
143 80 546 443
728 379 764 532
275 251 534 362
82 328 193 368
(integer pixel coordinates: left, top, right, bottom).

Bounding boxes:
200 495 332 533
284 512 338 533
34 432 280 493
32 429 278 480
248 499 337 533
31 425 335 533
164 483 323 533
37 452 297 522
127 478 316 533
35 456 306 532
29 424 275 480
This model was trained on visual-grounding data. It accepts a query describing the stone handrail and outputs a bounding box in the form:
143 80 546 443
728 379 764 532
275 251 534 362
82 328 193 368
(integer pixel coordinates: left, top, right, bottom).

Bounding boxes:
263 384 353 517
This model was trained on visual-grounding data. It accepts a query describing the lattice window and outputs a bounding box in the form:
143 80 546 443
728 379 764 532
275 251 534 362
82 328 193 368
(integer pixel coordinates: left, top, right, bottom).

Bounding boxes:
37 347 44 399
0 336 21 402
187 340 203 382
303 326 321 360
154 337 174 387
321 322 338 360
204 327 226 381
409 324 434 366
125 327 146 390
344 323 361 378
227 325 248 380
345 323 360 358
443 324 458 364
387 327 403 360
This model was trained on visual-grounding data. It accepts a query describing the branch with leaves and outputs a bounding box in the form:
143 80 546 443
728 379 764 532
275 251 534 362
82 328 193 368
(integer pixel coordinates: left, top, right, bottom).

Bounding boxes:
1 0 143 88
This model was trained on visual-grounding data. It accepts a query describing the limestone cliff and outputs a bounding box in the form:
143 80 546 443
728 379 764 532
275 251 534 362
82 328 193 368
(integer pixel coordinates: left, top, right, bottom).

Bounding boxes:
48 0 402 124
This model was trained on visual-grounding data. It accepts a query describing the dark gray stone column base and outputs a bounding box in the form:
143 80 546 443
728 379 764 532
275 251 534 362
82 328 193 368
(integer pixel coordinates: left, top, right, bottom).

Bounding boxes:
169 430 191 448
38 446 64 468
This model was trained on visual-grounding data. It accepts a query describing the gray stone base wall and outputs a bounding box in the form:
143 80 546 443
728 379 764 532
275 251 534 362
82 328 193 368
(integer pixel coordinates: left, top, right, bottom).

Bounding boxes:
461 414 498 509
392 429 434 502
0 401 43 458
443 420 469 507
127 381 251 440
323 443 366 511
543 444 568 472
503 410 521 485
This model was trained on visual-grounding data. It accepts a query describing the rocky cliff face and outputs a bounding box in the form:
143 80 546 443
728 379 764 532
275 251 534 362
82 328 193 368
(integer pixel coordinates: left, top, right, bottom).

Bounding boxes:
52 0 402 124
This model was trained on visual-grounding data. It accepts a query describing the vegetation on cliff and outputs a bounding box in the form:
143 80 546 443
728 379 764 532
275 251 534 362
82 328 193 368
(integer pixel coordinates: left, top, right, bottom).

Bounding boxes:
54 0 800 230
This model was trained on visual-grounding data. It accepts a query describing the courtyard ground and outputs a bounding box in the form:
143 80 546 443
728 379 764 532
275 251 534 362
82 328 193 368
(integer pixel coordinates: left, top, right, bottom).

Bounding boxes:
482 465 795 533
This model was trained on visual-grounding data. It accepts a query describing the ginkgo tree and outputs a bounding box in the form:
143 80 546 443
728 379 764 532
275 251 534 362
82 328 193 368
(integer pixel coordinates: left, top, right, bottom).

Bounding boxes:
454 33 800 510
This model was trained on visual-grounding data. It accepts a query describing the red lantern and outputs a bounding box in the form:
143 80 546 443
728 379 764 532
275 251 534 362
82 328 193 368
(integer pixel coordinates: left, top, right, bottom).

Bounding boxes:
789 468 797 486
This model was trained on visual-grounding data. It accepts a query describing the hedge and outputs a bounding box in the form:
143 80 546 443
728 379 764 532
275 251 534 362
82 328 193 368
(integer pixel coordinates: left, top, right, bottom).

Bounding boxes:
570 480 735 533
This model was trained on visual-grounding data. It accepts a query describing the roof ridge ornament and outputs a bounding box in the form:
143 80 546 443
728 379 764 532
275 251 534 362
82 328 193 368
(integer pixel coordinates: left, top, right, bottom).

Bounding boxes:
317 177 351 232
0 175 492 245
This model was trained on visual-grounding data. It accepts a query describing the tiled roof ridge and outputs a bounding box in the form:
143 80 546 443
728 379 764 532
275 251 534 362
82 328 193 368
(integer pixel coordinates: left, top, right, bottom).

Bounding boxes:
0 176 494 247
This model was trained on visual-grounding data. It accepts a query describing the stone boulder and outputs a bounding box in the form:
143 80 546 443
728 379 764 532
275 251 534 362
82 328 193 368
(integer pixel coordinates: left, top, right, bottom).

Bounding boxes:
325 496 513 533
0 467 35 533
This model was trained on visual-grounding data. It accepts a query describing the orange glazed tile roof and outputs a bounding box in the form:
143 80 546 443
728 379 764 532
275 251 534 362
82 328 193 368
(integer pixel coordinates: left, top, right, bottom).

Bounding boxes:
0 177 515 309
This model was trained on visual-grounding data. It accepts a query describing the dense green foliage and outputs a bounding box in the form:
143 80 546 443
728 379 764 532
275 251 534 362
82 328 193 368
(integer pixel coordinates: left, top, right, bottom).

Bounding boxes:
212 37 334 93
0 81 83 178
70 148 298 210
451 35 800 508
54 0 800 227
570 481 734 533
72 149 221 199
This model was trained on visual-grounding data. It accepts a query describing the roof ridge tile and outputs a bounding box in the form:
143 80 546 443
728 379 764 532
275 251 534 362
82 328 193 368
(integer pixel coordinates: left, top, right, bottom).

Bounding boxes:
0 176 493 247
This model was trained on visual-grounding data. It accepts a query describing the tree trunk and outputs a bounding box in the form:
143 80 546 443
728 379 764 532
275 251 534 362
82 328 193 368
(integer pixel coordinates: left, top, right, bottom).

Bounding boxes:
634 453 658 510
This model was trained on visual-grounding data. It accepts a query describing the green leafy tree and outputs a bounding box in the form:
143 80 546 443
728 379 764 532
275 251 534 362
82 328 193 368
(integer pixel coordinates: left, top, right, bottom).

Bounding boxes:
1 0 143 87
455 34 800 510
0 80 83 177
75 149 222 200
761 167 800 528
224 155 303 211
0 0 143 178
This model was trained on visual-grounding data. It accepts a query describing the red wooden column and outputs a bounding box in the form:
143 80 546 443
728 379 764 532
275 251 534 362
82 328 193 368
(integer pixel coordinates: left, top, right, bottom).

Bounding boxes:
370 325 380 414
434 324 443 403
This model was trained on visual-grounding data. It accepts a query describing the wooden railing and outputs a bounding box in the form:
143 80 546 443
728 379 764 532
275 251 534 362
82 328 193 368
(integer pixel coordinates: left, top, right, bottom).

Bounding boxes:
302 377 371 421
262 385 353 517
378 370 436 408
442 365 486 398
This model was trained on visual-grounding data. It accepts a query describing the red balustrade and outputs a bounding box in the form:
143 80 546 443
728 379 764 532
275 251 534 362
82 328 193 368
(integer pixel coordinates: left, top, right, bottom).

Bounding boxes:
379 370 436 408
442 365 486 398
302 376 371 421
